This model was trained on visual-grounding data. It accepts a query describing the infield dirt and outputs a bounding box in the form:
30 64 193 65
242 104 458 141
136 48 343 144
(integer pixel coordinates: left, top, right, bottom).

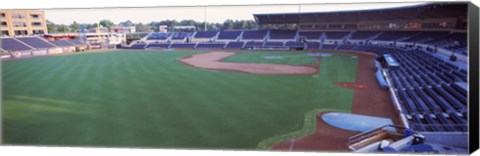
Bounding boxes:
271 50 401 151
179 52 318 75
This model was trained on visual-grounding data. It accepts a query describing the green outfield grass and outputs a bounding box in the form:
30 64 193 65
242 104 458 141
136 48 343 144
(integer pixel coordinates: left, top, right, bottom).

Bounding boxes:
2 50 358 149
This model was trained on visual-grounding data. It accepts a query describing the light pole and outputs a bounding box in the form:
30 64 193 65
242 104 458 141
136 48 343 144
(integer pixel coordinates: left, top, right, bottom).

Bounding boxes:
204 6 207 31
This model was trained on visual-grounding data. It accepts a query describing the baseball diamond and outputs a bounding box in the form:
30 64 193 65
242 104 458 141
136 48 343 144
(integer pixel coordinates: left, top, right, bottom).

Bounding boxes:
0 2 472 154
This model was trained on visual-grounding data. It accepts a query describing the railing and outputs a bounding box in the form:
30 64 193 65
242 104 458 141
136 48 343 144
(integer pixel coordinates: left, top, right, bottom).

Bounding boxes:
348 125 412 151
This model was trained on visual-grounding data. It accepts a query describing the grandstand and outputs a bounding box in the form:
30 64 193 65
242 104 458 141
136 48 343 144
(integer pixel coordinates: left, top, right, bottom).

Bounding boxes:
146 32 170 41
124 3 470 137
1 1 475 154
1 38 34 51
49 39 77 47
217 30 242 40
16 37 56 49
193 31 218 42
0 36 87 59
241 30 268 40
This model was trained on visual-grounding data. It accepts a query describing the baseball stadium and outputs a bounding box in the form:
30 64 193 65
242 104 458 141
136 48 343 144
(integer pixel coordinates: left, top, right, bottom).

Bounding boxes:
0 2 473 154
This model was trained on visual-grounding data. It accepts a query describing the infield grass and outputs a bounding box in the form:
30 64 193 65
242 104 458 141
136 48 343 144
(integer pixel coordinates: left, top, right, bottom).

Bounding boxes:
2 50 357 149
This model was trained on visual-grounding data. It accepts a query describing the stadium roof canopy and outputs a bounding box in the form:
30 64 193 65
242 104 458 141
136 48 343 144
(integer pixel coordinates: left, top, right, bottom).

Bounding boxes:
253 2 468 24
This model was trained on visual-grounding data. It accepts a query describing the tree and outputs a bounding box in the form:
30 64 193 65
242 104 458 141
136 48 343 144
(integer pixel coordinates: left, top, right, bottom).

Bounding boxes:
91 23 99 28
246 20 257 29
46 20 57 33
135 23 151 32
99 19 114 31
118 20 134 27
57 24 69 33
70 21 80 32
179 20 196 26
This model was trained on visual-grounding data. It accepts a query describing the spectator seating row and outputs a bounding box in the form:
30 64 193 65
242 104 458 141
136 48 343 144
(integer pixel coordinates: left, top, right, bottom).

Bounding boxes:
330 44 467 133
1 37 87 52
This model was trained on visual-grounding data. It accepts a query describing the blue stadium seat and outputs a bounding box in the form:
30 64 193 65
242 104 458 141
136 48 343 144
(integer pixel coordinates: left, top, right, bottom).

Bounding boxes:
264 42 283 47
1 38 34 51
217 31 242 40
298 32 322 40
435 113 457 132
415 88 442 112
147 33 170 40
306 42 320 49
68 39 86 45
225 42 244 48
171 32 191 40
423 87 455 112
49 40 76 47
325 32 349 40
423 114 442 132
406 89 430 113
269 30 296 40
146 43 170 49
442 84 467 105
16 37 56 49
130 43 146 49
432 85 466 112
242 30 267 40
448 113 467 131
451 83 467 96
398 90 419 113
350 31 379 40
194 31 218 39
244 41 263 47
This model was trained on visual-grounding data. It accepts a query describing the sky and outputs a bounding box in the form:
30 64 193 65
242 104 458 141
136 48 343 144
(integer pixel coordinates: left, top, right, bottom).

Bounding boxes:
0 0 436 25
42 2 428 25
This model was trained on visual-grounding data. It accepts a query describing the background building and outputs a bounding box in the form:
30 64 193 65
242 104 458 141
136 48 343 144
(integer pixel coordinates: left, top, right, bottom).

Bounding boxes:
111 26 136 33
0 10 48 37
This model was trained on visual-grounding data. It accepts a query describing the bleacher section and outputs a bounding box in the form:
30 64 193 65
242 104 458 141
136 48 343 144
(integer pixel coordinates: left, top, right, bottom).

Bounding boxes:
225 42 244 49
244 41 264 48
217 31 242 40
374 31 418 41
49 40 76 47
1 38 34 51
194 31 218 39
425 32 467 55
325 32 350 40
16 37 56 49
242 30 267 40
333 44 468 133
127 30 468 58
298 32 322 40
403 31 450 43
269 30 296 40
68 39 86 45
264 42 284 47
350 31 379 40
147 33 170 40
130 43 147 49
170 43 196 49
146 42 170 49
170 32 191 40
